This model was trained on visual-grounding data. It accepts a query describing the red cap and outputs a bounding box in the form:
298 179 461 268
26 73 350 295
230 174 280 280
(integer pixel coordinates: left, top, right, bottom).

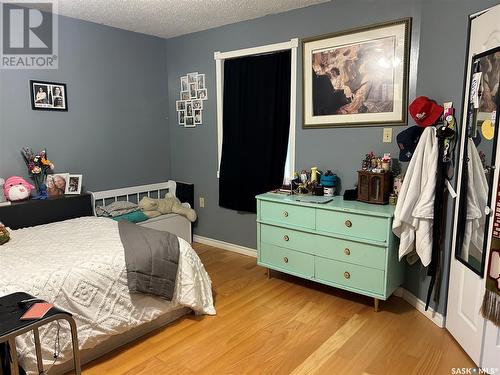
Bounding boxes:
408 96 443 127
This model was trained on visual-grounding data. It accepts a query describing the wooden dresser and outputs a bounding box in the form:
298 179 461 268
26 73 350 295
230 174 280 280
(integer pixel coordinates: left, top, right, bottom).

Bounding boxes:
256 193 404 311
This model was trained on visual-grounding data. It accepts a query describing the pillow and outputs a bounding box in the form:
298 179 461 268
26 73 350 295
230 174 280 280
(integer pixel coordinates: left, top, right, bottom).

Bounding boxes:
112 211 149 223
96 201 139 217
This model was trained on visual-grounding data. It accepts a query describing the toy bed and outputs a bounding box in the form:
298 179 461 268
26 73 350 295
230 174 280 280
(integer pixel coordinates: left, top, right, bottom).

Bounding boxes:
0 181 215 375
91 181 194 243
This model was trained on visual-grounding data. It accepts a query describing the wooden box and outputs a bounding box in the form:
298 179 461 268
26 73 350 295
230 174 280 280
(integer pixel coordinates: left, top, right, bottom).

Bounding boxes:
357 171 392 205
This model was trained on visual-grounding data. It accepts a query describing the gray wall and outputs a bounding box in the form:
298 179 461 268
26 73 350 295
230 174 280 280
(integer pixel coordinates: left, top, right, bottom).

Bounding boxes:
165 0 499 314
0 14 170 191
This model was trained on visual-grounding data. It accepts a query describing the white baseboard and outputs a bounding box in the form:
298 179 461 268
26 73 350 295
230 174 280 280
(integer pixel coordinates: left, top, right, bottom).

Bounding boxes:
393 287 446 328
193 236 445 328
193 235 257 258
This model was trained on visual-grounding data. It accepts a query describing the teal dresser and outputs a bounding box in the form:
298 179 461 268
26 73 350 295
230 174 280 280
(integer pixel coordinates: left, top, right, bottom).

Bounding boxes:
256 193 404 311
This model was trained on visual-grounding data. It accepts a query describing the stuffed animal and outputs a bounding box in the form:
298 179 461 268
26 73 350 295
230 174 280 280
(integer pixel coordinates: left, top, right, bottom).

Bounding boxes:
139 195 197 222
0 223 10 245
3 176 34 201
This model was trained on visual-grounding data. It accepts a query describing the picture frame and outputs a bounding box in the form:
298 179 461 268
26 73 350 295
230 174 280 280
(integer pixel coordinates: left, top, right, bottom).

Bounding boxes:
65 174 83 195
302 18 411 128
180 91 190 101
178 110 186 125
194 109 202 125
176 100 186 111
192 99 203 110
196 74 205 89
187 72 198 83
185 116 195 128
180 76 188 91
189 82 197 99
30 80 68 111
186 101 193 117
46 173 69 197
197 88 207 100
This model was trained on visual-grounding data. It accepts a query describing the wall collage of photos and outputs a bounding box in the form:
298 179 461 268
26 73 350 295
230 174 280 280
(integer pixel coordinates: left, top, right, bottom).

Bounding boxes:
176 72 207 128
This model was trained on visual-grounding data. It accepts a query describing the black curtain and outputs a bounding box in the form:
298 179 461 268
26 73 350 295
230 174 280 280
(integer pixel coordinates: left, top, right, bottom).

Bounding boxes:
219 50 291 213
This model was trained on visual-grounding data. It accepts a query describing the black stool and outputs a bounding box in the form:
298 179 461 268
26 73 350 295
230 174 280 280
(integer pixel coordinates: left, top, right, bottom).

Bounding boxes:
0 292 81 375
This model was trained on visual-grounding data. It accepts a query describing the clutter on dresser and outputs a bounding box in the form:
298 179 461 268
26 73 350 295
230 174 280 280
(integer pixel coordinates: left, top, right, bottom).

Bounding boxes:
0 223 10 245
289 167 338 197
176 72 207 128
21 147 55 200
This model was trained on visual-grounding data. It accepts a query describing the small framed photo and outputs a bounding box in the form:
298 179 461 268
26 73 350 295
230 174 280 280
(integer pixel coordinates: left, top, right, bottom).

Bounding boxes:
194 109 202 125
192 99 203 110
178 110 186 125
30 80 68 111
186 101 193 116
66 174 82 195
197 88 207 100
176 100 186 111
187 72 198 83
180 91 190 101
189 82 197 98
46 173 69 197
196 74 205 89
180 76 188 91
185 116 195 127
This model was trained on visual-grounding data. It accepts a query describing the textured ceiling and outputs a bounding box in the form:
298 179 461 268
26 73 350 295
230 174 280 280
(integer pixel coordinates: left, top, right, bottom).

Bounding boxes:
42 0 329 39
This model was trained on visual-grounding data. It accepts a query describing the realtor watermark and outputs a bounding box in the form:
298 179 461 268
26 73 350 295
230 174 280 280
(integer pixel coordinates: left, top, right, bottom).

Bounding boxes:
451 368 499 374
0 0 58 69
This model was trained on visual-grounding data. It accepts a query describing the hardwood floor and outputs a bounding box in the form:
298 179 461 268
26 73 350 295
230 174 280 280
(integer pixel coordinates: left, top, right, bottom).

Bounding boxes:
83 243 474 375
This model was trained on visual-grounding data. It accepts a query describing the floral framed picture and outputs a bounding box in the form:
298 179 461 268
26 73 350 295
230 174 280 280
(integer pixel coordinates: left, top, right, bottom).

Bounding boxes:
30 80 68 111
302 18 411 128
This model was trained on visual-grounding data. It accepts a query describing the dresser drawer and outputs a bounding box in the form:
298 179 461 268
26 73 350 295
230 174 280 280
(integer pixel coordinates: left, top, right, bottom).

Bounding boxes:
315 257 385 295
260 243 314 278
315 236 386 270
316 209 387 242
260 201 315 229
260 224 313 253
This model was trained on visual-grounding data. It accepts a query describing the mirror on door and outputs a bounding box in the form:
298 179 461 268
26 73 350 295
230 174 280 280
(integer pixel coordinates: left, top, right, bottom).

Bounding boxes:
456 46 500 276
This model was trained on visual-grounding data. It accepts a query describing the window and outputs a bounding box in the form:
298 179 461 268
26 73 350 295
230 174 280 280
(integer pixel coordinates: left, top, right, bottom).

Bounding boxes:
214 39 298 183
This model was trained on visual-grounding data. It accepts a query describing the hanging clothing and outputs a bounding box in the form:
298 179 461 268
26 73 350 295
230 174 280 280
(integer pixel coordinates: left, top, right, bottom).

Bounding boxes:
219 50 291 213
393 126 438 266
461 138 489 260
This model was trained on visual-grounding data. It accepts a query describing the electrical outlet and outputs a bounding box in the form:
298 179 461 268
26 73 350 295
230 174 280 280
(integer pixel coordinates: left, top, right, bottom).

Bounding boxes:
199 197 205 208
383 128 392 143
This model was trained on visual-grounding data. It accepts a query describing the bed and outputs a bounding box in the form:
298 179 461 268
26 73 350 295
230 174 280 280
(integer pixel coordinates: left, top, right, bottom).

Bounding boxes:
91 181 194 243
0 182 215 375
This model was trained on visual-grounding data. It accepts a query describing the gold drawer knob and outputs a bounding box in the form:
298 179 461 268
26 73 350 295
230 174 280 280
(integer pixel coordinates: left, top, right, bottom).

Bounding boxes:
344 248 351 256
283 235 289 241
345 220 352 228
283 211 289 217
344 271 350 279
283 257 289 263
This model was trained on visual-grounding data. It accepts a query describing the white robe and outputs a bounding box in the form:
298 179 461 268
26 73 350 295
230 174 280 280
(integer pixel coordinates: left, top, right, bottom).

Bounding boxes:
393 126 438 266
461 138 489 261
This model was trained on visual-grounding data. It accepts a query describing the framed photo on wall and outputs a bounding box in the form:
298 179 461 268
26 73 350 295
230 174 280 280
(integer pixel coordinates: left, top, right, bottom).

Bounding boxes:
302 18 411 128
30 80 68 111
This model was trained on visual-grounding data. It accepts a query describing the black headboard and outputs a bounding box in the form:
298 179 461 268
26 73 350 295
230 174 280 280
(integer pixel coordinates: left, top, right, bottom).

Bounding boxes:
0 194 93 230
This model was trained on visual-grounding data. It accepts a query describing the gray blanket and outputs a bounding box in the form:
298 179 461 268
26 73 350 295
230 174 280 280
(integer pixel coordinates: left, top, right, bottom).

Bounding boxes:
118 221 179 300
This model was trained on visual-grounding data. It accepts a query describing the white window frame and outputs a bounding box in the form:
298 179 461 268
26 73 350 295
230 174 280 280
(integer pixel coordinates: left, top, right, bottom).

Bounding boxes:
214 38 298 180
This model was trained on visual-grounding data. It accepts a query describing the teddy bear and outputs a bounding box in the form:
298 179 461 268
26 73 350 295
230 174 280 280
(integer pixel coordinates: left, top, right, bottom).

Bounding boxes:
139 195 197 222
3 176 35 201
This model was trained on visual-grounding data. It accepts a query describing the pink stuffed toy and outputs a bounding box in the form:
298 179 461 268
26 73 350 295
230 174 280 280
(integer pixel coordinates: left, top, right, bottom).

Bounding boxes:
3 176 34 201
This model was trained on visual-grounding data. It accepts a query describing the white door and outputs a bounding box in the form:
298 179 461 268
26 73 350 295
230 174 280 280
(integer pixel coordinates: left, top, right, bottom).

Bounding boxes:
446 4 500 366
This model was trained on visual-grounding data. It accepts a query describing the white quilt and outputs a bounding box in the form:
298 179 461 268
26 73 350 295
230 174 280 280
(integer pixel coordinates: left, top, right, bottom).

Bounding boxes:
0 217 215 374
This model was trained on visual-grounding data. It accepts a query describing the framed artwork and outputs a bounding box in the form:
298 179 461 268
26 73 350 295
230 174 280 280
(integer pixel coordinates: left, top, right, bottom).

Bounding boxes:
177 72 207 128
66 174 83 194
46 173 69 197
30 80 68 111
302 18 411 128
